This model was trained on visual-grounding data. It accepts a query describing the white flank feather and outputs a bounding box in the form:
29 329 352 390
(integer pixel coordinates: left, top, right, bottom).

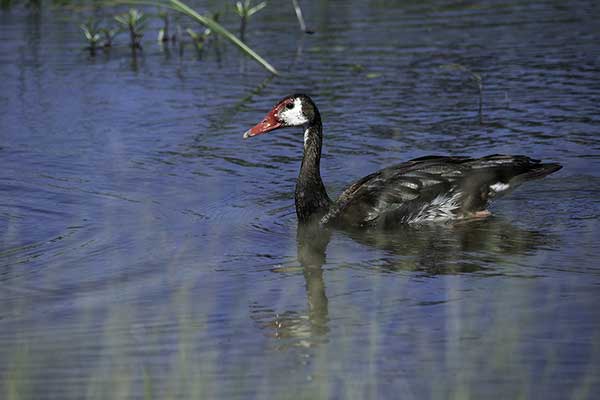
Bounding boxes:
410 191 463 223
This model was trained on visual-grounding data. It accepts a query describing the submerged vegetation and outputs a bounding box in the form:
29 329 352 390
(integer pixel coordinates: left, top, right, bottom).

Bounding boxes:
79 15 120 54
164 0 278 74
233 0 266 43
114 8 147 49
80 17 102 54
185 11 217 55
100 26 120 47
2 0 279 73
157 10 171 42
186 26 208 54
291 0 313 34
0 0 323 75
441 63 484 123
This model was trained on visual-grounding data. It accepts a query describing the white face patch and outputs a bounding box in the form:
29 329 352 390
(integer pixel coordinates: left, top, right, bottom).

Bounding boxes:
279 98 309 127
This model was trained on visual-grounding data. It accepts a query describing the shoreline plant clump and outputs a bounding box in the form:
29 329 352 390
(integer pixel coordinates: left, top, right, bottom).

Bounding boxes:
80 17 102 54
82 0 279 74
7 0 315 75
114 8 147 49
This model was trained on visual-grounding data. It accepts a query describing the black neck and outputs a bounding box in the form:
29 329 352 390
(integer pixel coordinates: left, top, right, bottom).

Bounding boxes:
295 112 331 223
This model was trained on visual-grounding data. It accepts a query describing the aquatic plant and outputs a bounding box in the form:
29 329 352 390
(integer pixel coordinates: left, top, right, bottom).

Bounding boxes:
233 0 266 42
157 10 170 42
26 0 40 9
97 0 278 74
186 27 208 54
115 8 147 49
80 18 102 54
470 71 483 123
101 27 120 47
350 64 365 73
291 0 313 34
168 0 277 74
441 63 484 123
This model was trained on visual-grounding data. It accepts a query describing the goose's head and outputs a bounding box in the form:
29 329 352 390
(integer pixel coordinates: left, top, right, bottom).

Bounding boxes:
243 94 317 139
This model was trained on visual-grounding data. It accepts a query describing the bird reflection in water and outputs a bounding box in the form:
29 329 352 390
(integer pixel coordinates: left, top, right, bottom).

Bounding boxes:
250 224 331 348
250 217 553 346
346 218 553 275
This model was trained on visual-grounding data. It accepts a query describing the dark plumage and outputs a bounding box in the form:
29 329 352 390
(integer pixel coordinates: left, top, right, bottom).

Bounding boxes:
243 94 562 228
322 154 561 228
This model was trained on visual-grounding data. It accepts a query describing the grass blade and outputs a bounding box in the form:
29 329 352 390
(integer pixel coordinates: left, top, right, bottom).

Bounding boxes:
169 0 278 75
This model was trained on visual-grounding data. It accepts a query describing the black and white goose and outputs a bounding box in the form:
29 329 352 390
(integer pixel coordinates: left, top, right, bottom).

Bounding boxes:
243 94 562 229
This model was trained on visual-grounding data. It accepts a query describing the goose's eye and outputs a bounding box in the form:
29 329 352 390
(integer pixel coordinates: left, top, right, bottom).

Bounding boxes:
285 102 294 110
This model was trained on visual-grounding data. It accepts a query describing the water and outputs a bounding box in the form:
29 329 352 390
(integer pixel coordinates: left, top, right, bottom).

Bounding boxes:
1 1 599 398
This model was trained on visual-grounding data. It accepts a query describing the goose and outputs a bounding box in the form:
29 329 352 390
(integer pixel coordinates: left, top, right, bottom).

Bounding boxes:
243 94 562 228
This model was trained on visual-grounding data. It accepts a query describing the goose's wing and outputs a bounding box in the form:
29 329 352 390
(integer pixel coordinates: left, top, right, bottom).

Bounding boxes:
322 155 561 228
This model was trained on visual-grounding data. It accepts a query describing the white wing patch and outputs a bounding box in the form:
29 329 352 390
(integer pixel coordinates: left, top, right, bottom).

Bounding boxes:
490 182 510 193
400 181 420 190
410 191 463 223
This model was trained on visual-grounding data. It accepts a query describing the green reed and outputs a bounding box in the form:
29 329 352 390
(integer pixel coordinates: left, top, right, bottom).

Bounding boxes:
102 0 278 74
8 0 278 74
